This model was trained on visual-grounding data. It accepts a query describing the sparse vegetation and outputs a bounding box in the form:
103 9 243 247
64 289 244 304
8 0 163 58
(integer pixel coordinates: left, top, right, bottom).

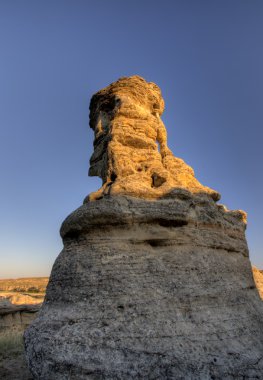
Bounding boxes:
0 277 49 293
0 328 33 379
0 278 47 378
0 328 24 357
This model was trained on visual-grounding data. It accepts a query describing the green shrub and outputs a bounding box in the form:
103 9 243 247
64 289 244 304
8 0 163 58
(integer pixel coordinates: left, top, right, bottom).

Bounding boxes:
27 287 40 293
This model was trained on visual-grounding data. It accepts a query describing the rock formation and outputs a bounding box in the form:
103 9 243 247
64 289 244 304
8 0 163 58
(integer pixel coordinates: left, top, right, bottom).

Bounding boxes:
87 76 220 202
25 76 263 379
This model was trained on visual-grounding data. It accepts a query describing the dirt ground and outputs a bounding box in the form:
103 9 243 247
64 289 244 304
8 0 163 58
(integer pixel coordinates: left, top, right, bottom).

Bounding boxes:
0 326 33 380
0 350 33 380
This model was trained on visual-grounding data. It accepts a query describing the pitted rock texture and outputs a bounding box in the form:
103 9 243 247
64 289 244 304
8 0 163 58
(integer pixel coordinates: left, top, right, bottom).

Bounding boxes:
87 76 220 202
25 77 263 379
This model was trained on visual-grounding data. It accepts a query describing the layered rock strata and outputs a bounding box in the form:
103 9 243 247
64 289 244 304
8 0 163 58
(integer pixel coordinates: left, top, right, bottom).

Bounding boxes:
0 304 41 330
25 76 263 379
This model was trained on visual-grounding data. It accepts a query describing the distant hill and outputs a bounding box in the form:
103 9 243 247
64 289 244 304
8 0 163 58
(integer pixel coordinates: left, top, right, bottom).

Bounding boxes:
0 277 48 293
0 277 49 308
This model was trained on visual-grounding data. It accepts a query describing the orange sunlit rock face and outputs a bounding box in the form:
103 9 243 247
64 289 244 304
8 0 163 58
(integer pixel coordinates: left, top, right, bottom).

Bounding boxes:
87 75 220 202
253 266 263 299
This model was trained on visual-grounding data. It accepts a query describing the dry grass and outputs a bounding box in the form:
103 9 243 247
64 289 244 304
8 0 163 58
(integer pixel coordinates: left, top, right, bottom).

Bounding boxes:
0 328 24 357
0 328 33 379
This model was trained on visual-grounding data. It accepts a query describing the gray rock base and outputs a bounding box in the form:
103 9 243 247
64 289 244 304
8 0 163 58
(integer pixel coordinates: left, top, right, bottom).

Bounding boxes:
24 196 263 379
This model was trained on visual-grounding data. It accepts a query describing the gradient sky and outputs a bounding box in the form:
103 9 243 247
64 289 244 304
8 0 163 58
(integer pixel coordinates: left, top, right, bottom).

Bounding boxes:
0 0 262 278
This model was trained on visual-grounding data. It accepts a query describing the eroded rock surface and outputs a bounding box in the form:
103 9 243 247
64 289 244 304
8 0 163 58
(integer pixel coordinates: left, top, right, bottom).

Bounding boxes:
0 304 41 330
25 76 263 379
87 76 220 202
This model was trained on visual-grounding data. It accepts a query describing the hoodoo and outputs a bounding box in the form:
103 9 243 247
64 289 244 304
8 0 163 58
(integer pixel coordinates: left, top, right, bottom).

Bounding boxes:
25 76 263 379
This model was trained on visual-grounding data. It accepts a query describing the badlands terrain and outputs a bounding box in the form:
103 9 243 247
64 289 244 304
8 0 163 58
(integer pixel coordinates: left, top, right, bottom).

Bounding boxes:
0 277 48 379
0 277 48 306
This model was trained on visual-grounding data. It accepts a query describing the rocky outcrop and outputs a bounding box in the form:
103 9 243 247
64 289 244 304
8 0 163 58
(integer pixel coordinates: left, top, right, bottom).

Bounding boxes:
0 304 41 330
25 76 263 379
0 278 47 331
0 292 44 306
0 278 46 331
87 76 220 202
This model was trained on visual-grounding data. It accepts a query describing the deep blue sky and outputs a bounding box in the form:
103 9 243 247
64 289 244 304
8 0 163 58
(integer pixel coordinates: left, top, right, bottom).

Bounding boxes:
0 0 262 278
